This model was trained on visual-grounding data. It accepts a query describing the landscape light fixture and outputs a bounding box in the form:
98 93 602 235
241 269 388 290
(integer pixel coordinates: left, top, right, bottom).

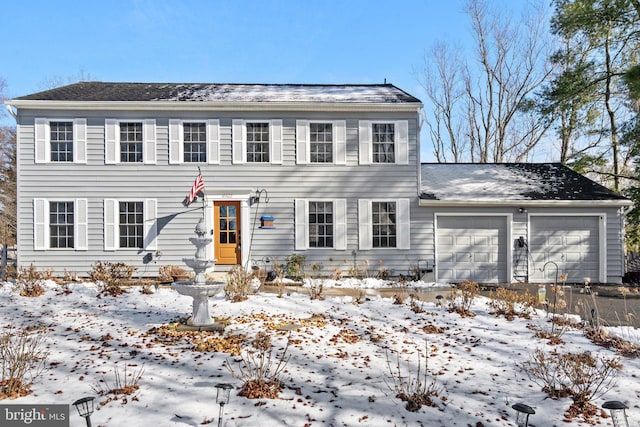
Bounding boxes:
512 402 535 427
215 383 233 427
602 401 629 427
72 396 95 427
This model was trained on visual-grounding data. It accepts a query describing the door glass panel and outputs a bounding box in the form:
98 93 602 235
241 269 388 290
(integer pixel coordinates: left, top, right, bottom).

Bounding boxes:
229 206 236 216
229 220 236 230
220 206 227 217
229 233 236 243
220 233 227 244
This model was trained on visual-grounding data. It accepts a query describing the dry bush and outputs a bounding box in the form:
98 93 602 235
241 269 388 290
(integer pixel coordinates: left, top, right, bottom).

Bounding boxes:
158 264 188 282
13 265 46 297
585 327 640 358
91 363 144 402
447 280 479 317
488 287 537 320
89 261 134 297
0 325 49 399
519 348 621 421
227 331 291 399
224 265 253 302
307 280 325 300
386 342 445 412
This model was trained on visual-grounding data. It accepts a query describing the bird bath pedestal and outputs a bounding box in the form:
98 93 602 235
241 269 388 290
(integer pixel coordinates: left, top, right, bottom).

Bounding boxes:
173 219 226 329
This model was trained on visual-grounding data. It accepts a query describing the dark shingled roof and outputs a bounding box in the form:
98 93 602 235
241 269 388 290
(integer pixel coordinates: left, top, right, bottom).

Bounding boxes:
14 82 422 104
420 163 628 202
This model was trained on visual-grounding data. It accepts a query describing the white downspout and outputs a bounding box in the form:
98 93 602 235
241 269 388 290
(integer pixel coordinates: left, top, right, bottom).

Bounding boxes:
4 103 17 121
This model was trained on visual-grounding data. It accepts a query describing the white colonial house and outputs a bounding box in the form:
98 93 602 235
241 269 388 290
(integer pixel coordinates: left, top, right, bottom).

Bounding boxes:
4 82 632 284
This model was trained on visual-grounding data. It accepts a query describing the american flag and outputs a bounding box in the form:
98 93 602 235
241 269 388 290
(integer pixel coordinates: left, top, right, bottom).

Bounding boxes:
186 174 205 206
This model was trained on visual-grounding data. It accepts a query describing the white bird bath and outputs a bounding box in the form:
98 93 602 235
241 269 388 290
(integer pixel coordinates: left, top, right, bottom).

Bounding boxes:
173 219 225 328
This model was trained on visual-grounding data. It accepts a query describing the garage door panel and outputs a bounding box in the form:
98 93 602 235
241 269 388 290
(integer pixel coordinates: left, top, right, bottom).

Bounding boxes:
530 216 599 283
437 216 507 283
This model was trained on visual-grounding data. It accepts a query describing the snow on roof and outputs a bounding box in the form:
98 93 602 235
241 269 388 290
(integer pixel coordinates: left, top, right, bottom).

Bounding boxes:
14 82 422 104
420 163 628 201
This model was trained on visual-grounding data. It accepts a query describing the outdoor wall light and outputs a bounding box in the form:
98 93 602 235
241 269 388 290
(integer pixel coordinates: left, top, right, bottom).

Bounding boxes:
215 383 234 427
602 401 629 427
512 403 535 427
72 396 95 427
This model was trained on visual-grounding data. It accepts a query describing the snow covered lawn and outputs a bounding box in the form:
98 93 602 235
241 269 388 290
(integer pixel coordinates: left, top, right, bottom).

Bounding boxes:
1 281 639 427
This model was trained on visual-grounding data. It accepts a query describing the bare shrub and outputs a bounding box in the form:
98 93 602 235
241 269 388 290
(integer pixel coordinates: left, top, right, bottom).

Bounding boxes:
0 325 49 399
519 348 621 421
158 264 188 283
488 287 537 320
585 327 640 358
447 280 478 317
91 363 144 403
13 265 46 297
386 342 445 412
227 331 291 399
224 265 253 302
89 261 134 297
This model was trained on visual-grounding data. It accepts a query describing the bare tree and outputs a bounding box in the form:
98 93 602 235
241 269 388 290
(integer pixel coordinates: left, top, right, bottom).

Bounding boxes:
419 1 553 163
0 78 16 245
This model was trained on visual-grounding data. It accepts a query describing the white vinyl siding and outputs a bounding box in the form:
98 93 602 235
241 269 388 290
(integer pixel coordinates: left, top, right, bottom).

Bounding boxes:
104 119 156 164
295 120 346 165
103 199 157 251
294 199 347 250
169 119 220 164
232 119 282 164
34 118 87 164
358 120 408 165
33 198 87 250
358 199 410 250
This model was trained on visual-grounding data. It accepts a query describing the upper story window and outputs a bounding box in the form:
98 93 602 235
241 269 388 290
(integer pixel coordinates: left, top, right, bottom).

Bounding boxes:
169 119 219 165
296 120 346 165
358 120 409 165
34 118 87 164
49 201 74 248
246 122 270 163
309 201 333 248
372 123 395 163
120 122 143 163
50 121 74 162
119 201 144 249
183 122 207 163
310 123 333 163
105 119 156 165
232 119 282 165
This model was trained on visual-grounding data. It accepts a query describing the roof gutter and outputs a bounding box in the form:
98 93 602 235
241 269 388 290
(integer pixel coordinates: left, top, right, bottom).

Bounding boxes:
418 199 633 208
5 99 423 113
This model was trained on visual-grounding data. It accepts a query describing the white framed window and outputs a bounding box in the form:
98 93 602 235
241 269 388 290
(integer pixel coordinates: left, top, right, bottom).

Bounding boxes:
295 199 346 250
169 119 220 164
358 120 409 165
296 120 346 165
104 199 157 251
34 118 87 164
358 199 410 250
33 198 87 251
232 119 282 164
105 119 156 164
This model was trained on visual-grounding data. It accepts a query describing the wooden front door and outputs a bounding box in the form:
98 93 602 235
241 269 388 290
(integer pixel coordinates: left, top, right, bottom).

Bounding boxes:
215 201 241 265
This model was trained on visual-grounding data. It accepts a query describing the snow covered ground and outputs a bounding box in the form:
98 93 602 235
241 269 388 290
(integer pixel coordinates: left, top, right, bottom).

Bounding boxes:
1 280 639 427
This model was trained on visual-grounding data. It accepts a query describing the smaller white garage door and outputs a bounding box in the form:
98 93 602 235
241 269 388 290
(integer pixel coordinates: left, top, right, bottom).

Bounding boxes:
436 216 508 283
529 216 600 283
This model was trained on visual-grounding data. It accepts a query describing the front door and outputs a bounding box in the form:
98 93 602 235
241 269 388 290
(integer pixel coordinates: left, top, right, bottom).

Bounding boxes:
215 201 241 264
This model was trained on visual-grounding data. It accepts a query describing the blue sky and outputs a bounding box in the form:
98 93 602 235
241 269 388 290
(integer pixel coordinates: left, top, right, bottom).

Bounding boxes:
1 0 538 159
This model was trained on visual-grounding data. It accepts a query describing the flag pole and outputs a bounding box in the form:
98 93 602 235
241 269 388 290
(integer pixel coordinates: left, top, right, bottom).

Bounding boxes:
198 166 205 223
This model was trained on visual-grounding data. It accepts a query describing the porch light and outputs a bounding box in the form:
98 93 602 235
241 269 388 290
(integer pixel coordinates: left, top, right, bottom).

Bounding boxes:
72 396 95 427
512 402 535 427
215 383 233 427
602 401 629 427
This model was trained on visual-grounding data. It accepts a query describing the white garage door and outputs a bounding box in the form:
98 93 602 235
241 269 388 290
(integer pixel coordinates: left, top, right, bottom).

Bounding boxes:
529 216 600 283
436 216 508 283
